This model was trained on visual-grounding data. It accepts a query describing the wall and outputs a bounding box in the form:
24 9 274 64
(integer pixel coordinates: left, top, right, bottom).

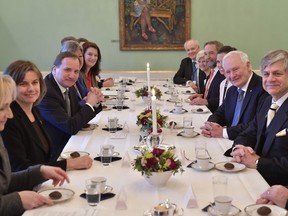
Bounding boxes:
0 0 287 72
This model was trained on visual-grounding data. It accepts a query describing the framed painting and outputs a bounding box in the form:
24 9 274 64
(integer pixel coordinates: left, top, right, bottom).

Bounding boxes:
119 0 191 50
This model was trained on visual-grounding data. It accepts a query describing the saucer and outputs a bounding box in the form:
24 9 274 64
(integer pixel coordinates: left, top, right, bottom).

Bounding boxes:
60 151 90 159
214 162 246 173
191 108 210 114
170 108 188 114
167 98 179 103
208 205 241 216
81 124 97 131
177 131 199 138
189 161 214 171
244 204 287 216
181 91 194 95
38 188 75 203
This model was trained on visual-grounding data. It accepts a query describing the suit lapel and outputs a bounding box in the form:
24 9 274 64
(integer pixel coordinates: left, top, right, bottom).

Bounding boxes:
261 99 288 156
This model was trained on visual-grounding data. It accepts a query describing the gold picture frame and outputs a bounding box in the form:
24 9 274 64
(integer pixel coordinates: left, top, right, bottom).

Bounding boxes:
119 0 191 50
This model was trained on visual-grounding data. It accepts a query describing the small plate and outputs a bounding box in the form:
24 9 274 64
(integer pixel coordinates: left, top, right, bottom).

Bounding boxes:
167 98 179 103
81 124 97 131
170 109 188 114
38 188 75 203
208 205 241 216
244 204 287 216
181 91 194 95
214 162 246 172
191 108 210 114
190 161 214 171
166 121 183 129
102 106 112 111
178 131 200 138
60 151 90 159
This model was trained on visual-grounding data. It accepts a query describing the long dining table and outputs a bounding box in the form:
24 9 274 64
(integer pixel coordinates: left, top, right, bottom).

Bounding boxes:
24 78 270 216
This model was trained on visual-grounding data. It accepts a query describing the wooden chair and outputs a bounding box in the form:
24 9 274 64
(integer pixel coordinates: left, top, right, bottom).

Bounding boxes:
130 0 176 33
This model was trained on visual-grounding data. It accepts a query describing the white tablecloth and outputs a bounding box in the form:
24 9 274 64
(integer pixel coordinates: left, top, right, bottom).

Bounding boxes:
24 80 269 216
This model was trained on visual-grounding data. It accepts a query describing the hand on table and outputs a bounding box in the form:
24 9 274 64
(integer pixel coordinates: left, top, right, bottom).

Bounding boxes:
231 145 259 168
86 87 105 106
67 155 93 170
19 191 53 210
256 185 288 208
201 121 224 138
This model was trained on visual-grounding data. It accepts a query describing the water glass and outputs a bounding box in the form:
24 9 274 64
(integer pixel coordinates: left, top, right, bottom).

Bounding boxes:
86 179 101 206
100 144 114 166
183 117 193 136
212 176 232 214
108 117 118 133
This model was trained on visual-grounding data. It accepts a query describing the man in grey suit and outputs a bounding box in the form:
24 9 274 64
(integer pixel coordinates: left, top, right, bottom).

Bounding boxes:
201 51 268 140
38 52 104 160
231 49 288 185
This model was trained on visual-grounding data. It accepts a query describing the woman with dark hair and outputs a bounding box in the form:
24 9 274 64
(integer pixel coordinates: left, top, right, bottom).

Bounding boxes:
80 41 114 89
2 60 93 172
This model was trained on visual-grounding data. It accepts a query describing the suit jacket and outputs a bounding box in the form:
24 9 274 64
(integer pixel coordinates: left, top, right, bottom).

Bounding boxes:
208 72 268 140
234 96 288 185
1 101 66 172
173 57 206 94
38 73 102 160
206 70 225 113
0 136 45 216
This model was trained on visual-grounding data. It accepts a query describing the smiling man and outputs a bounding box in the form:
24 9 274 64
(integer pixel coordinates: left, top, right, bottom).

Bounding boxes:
231 49 288 185
38 52 104 160
201 51 268 140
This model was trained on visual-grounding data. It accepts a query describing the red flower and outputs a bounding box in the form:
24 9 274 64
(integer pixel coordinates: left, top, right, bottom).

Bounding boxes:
168 159 177 170
152 148 165 156
145 157 158 169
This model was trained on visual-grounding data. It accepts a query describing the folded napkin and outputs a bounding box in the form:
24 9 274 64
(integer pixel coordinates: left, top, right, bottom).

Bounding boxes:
102 127 123 131
121 152 132 168
112 106 130 110
115 187 128 210
184 185 198 208
80 192 116 201
94 156 122 162
276 128 288 137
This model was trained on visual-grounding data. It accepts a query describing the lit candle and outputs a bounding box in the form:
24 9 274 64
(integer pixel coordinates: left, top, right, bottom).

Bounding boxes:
151 88 157 134
147 62 150 94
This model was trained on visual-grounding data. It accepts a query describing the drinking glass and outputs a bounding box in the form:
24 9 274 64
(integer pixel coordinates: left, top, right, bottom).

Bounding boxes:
86 179 101 206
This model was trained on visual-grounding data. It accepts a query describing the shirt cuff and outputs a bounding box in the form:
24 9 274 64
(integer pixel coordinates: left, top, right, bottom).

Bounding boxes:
223 128 229 139
85 102 95 112
186 80 191 86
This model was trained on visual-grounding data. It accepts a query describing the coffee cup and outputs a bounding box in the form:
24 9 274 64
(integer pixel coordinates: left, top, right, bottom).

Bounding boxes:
153 205 169 216
91 177 107 193
196 149 210 169
174 104 183 113
214 195 232 214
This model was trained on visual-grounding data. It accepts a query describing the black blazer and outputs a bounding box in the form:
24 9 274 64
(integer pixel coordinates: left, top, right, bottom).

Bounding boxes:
234 96 288 185
208 72 269 140
173 57 206 94
38 73 102 160
1 101 66 171
206 70 225 113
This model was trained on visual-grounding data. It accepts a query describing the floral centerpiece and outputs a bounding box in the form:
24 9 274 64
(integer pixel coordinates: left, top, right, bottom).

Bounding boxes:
133 148 184 186
136 109 168 135
135 86 162 100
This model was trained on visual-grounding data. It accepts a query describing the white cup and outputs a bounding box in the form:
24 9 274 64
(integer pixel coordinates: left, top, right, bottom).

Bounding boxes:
214 195 232 214
183 117 193 136
196 149 209 169
91 177 107 193
174 104 183 113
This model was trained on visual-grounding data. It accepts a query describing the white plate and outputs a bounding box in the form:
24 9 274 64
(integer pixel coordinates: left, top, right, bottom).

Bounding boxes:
244 204 287 216
190 161 214 171
178 131 199 138
191 108 210 114
38 188 75 202
208 205 241 216
60 151 90 159
170 109 187 114
102 106 112 111
214 162 246 173
167 98 179 103
81 124 97 131
166 122 183 129
181 91 194 95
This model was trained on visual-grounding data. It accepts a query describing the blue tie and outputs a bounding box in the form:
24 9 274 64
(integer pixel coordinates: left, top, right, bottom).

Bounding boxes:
191 61 197 82
231 89 244 126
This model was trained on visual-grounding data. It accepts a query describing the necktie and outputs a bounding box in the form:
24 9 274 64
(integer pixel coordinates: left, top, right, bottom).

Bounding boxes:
231 89 245 126
266 103 278 127
64 89 71 116
191 61 197 82
204 69 214 99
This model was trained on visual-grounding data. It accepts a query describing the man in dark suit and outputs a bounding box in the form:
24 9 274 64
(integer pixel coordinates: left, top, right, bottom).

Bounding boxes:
201 51 268 140
231 49 288 185
173 39 206 94
189 40 225 113
38 52 104 160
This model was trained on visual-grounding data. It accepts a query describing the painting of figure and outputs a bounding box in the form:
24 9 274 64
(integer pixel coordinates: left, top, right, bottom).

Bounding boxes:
119 0 191 50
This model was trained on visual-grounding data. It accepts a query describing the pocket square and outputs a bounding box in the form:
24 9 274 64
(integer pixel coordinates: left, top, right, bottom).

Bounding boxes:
276 128 288 137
